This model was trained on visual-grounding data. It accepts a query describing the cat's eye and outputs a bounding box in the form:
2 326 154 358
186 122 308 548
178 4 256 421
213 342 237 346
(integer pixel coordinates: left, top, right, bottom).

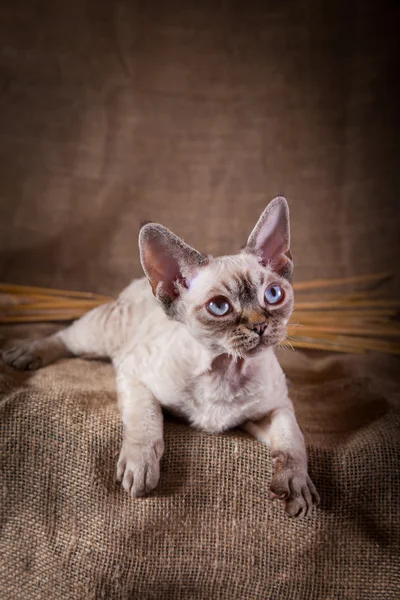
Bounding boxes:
206 296 232 317
264 284 284 305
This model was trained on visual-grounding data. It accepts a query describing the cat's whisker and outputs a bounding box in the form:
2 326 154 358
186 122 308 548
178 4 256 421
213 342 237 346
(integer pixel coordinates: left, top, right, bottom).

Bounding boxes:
286 340 295 352
279 339 289 351
234 348 246 360
287 322 305 329
281 337 296 352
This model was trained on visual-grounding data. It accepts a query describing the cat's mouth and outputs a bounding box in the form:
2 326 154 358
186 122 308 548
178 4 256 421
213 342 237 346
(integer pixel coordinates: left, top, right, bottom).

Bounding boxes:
229 337 264 357
229 331 285 356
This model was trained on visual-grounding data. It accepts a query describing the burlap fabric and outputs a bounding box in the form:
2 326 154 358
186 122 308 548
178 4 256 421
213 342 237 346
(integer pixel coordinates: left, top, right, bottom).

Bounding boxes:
0 0 399 598
0 0 399 293
0 338 399 599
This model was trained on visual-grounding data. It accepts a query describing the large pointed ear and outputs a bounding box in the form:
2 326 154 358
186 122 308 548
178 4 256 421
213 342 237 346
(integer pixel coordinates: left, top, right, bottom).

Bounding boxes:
244 196 293 278
139 223 208 306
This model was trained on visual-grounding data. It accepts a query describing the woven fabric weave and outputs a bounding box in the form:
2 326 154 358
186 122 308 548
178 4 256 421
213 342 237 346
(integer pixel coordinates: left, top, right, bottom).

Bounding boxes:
1 342 399 599
0 1 398 295
0 0 399 597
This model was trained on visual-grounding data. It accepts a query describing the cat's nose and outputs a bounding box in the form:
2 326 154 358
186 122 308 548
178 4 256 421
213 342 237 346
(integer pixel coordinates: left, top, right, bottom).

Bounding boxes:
249 322 267 336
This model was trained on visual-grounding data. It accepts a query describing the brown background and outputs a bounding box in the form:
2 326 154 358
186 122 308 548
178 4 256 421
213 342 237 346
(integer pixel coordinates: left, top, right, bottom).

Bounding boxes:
0 0 399 294
0 2 400 599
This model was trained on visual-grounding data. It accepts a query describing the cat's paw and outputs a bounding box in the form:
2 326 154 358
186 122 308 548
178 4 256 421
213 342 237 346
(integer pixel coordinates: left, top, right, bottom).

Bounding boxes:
270 451 320 519
117 439 164 497
2 344 43 371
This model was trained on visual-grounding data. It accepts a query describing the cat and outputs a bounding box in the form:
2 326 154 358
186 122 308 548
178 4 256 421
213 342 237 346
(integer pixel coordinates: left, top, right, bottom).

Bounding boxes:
2 196 319 518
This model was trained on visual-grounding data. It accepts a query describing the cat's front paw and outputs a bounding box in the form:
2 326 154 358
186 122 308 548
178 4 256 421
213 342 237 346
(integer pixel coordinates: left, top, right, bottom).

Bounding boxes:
270 451 319 519
117 439 164 497
2 344 44 371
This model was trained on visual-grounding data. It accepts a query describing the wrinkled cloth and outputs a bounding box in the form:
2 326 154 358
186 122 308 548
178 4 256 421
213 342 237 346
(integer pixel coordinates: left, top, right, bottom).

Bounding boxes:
0 0 399 598
0 341 399 599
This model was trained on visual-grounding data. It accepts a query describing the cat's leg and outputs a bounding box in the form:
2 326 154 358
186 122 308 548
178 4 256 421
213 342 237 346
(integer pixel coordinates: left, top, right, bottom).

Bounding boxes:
115 355 164 497
2 329 68 371
243 407 319 518
2 301 120 370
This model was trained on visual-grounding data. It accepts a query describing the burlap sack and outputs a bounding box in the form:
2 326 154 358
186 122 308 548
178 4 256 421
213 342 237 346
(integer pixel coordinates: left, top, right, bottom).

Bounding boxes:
0 0 399 597
0 336 399 599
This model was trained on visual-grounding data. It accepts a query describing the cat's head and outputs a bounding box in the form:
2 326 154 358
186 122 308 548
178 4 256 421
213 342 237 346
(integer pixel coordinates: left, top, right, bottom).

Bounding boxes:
139 196 294 357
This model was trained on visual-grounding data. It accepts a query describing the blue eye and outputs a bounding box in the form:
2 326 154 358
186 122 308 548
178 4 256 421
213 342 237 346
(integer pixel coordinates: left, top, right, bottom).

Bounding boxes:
264 284 284 305
206 296 232 317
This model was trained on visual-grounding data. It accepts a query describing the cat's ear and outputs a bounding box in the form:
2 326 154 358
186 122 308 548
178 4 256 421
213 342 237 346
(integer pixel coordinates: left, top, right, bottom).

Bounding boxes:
244 196 293 277
139 223 208 303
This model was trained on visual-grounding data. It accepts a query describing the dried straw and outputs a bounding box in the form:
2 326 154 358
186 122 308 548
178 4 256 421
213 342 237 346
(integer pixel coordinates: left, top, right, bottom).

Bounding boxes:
0 274 399 355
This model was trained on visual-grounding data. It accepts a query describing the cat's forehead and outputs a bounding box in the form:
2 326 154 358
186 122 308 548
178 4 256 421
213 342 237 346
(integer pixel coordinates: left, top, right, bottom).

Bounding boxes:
188 253 274 299
211 254 265 282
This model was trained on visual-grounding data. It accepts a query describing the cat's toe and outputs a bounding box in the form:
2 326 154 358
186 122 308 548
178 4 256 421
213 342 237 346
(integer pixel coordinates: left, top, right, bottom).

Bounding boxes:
117 442 162 497
2 345 43 371
270 451 319 519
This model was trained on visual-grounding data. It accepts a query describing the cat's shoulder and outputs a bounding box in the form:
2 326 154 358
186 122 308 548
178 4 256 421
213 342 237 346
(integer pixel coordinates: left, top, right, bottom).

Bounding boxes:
118 277 155 303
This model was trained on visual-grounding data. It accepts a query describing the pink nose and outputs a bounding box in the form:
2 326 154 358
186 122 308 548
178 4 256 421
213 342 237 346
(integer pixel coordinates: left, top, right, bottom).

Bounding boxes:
250 322 267 336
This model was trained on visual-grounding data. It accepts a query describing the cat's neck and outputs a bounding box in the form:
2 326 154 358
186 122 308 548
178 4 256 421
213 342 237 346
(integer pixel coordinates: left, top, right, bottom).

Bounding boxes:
209 352 259 386
210 353 246 374
208 347 272 381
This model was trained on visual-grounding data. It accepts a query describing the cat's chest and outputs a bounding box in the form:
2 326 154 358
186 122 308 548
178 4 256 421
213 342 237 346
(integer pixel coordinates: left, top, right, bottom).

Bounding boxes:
184 373 259 433
129 320 285 433
179 353 280 433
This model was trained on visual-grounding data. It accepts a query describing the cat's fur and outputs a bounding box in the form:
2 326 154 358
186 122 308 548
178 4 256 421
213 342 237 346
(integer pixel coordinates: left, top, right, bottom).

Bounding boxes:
2 196 319 518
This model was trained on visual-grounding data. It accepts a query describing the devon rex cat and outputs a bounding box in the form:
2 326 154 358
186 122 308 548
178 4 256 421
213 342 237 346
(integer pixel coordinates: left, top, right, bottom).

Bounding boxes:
2 196 319 518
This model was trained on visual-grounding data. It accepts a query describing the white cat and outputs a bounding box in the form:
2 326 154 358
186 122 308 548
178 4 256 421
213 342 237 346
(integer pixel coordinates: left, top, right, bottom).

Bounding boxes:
2 196 319 518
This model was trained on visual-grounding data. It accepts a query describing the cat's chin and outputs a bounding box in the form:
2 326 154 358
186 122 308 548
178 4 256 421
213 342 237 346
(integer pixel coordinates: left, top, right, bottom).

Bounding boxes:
229 338 282 358
207 335 283 359
227 343 268 359
244 344 270 356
